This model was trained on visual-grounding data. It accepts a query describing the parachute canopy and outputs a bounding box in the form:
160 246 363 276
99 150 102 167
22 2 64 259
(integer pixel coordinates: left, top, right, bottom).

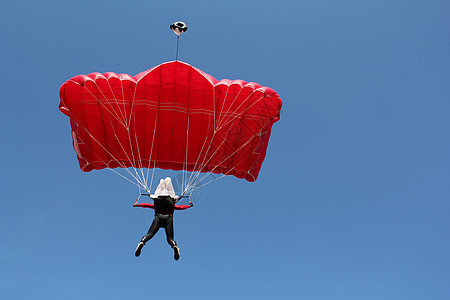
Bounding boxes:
59 61 282 183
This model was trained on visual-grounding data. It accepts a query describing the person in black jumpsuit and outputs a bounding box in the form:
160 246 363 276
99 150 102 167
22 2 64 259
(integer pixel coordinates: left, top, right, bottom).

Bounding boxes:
133 179 192 260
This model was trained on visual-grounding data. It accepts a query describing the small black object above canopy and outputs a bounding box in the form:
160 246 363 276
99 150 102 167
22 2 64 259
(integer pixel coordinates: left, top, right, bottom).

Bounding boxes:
170 21 188 36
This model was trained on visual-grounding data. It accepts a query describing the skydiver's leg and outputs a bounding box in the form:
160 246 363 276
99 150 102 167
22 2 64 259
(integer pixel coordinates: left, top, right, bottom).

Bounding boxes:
135 216 160 257
164 216 180 261
141 217 161 243
164 216 176 247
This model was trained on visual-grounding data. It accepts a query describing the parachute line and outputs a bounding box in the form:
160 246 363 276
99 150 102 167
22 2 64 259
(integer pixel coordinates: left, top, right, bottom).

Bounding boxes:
184 90 264 185
65 81 150 192
182 87 268 192
176 36 180 61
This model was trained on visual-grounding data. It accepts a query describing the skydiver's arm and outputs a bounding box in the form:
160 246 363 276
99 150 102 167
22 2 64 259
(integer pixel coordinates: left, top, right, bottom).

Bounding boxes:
134 203 155 209
174 202 193 210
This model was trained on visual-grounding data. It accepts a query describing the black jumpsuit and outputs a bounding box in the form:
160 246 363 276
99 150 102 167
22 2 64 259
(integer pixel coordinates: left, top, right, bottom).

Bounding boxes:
137 196 190 247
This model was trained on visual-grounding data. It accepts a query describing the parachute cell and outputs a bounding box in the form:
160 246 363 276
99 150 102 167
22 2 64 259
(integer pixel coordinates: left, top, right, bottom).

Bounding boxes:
59 61 282 183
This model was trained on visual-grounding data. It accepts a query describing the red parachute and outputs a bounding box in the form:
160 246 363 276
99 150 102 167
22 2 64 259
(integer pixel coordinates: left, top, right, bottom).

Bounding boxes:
60 61 282 188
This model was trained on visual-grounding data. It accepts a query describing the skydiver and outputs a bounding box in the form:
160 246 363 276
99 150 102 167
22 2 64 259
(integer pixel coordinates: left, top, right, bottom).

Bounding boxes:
133 177 193 260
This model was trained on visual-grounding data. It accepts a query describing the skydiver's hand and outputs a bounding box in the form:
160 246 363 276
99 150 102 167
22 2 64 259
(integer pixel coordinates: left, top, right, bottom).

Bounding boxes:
189 201 193 207
133 200 139 207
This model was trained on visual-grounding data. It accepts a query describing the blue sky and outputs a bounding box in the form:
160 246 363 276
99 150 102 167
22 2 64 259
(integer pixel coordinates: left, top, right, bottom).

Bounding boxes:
1 1 449 299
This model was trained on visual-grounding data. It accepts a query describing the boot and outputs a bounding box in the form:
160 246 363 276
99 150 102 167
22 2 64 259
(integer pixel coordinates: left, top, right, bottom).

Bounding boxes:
135 242 145 257
173 246 180 261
